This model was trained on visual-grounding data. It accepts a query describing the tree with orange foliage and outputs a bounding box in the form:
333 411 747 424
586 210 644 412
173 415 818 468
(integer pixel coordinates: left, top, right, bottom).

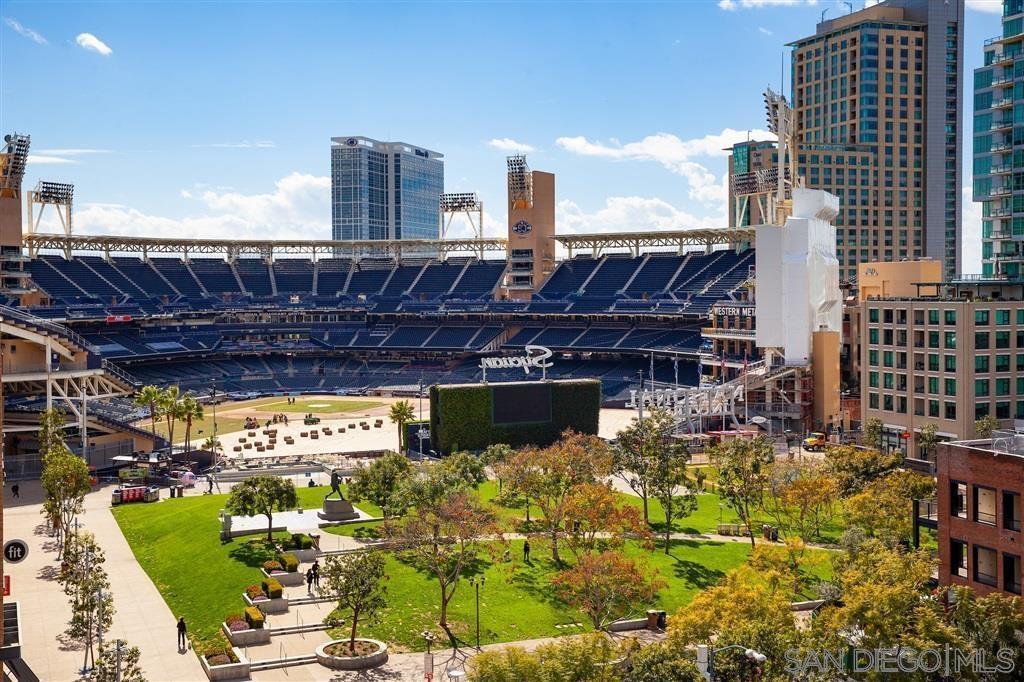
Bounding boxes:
506 430 613 565
563 482 651 559
384 492 501 643
552 551 666 631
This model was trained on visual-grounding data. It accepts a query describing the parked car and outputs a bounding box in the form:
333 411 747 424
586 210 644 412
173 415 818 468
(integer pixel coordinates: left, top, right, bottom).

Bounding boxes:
802 432 827 452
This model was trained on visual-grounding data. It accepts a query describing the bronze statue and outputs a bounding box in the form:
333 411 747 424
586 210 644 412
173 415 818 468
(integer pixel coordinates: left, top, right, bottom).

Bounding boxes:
325 470 345 500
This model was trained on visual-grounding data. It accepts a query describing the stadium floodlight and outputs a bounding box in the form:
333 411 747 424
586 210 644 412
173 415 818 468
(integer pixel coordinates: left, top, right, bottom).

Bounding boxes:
439 192 485 241
0 133 30 192
507 154 533 209
28 180 75 235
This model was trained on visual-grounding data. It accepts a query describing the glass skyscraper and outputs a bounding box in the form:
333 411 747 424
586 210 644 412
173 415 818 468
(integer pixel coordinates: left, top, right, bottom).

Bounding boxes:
975 0 1024 278
330 137 444 241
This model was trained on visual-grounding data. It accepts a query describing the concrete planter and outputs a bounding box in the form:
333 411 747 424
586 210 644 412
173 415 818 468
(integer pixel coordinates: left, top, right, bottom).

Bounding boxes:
262 568 305 587
200 646 250 681
242 592 289 615
290 548 319 562
315 639 388 670
222 621 270 646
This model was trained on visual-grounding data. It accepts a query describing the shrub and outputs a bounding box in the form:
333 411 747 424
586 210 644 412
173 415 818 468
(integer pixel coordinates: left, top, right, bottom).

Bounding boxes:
203 647 238 666
277 552 299 573
262 560 283 573
225 614 247 632
261 577 283 599
245 584 266 601
244 606 265 629
291 532 314 550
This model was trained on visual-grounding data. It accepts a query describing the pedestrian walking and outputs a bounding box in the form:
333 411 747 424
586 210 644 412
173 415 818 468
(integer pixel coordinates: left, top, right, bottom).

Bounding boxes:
311 560 320 589
523 539 531 563
206 474 213 495
10 483 18 499
306 568 314 594
177 617 187 650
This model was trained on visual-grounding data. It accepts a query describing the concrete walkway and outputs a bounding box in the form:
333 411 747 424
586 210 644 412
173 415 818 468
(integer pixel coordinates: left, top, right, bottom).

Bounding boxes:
4 480 205 682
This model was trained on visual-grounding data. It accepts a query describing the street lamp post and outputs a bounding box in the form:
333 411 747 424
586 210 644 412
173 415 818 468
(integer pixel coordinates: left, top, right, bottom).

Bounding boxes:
469 576 485 649
697 643 767 681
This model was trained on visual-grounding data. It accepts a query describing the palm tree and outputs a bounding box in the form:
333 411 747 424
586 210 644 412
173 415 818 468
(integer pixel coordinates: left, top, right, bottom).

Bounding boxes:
158 386 181 449
388 400 416 452
133 385 162 439
180 394 204 467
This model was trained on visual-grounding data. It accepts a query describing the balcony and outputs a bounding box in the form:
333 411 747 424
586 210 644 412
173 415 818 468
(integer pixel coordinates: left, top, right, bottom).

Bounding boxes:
990 142 1012 152
989 165 1012 174
994 97 1014 109
990 186 1012 197
992 119 1014 131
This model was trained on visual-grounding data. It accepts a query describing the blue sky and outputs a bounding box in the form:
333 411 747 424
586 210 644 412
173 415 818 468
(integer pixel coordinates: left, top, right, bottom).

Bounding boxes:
0 0 1005 270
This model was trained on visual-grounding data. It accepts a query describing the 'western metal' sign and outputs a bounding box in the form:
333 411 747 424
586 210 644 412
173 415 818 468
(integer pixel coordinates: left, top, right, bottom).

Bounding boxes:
479 345 554 375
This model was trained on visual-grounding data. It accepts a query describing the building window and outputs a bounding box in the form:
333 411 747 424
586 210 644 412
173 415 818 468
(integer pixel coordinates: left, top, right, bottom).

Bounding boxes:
997 331 1011 349
1004 492 1021 532
929 354 940 371
945 310 957 324
976 332 990 350
945 402 957 420
869 307 879 323
944 355 956 372
974 485 998 526
998 401 1011 419
977 356 990 372
952 481 968 519
976 309 990 325
929 331 940 348
996 309 1011 325
944 378 956 396
976 379 990 397
929 400 940 417
951 539 968 578
996 355 1010 373
974 546 998 587
869 328 879 344
1004 554 1021 595
945 332 957 349
928 309 939 324
869 392 879 409
869 371 879 388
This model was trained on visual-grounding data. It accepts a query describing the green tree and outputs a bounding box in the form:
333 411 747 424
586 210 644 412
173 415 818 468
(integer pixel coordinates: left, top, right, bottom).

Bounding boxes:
158 385 182 446
708 435 774 548
822 444 901 497
384 492 499 642
322 552 388 655
179 393 204 466
843 470 936 547
507 431 613 564
438 451 486 487
624 641 703 682
39 409 92 557
132 384 162 441
917 422 940 462
762 461 839 542
612 407 686 526
468 633 621 682
552 550 666 631
388 400 416 451
224 476 298 541
60 532 115 672
647 445 697 553
89 641 147 682
347 451 412 517
975 414 1000 438
861 417 884 450
480 443 513 493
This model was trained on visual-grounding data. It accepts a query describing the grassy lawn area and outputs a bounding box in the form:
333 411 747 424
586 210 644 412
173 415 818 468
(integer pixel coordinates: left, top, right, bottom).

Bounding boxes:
246 397 383 415
331 538 753 651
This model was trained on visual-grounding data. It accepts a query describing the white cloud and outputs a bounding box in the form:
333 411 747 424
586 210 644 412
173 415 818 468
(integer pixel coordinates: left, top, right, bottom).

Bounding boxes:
961 185 981 275
28 148 110 166
28 155 79 165
966 0 1002 13
719 0 817 10
556 128 775 204
75 32 112 56
557 196 723 235
487 138 536 153
5 17 46 44
190 140 276 149
758 27 773 35
34 172 330 241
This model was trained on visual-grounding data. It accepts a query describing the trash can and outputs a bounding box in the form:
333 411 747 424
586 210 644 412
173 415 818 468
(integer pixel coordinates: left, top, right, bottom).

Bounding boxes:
762 524 772 539
111 489 122 506
646 610 667 630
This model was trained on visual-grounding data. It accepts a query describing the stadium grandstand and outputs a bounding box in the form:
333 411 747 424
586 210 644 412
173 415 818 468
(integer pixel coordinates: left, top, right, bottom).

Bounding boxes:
10 236 756 401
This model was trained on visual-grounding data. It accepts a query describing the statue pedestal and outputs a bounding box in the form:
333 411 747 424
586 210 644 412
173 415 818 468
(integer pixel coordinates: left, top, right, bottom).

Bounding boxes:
318 498 359 522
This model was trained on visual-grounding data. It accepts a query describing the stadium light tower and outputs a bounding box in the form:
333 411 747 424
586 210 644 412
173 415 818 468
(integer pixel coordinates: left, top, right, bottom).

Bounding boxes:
27 180 74 235
439 192 484 241
762 87 799 225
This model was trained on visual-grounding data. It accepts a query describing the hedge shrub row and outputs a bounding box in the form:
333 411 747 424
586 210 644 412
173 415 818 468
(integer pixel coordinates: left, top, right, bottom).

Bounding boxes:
262 560 283 573
245 584 266 600
225 614 247 632
290 533 314 550
277 552 299 573
244 606 265 629
261 577 283 599
430 379 601 454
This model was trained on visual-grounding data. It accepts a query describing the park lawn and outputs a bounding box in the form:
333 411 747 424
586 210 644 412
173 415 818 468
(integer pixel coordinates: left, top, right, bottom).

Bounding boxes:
112 484 373 650
333 538 755 652
245 396 383 415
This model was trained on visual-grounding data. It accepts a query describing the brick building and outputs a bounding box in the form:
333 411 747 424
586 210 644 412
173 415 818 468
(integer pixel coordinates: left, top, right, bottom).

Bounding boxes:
936 438 1023 597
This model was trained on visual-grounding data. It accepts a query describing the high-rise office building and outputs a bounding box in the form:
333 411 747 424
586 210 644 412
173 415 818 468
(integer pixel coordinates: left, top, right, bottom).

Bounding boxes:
975 0 1024 278
790 0 963 281
330 136 444 241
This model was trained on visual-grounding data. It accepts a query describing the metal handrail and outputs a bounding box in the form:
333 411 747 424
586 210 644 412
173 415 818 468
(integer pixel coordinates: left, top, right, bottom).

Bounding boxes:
101 359 141 387
0 303 98 353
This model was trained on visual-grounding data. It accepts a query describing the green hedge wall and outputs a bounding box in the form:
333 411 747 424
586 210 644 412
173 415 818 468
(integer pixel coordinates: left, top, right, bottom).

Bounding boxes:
430 379 601 454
